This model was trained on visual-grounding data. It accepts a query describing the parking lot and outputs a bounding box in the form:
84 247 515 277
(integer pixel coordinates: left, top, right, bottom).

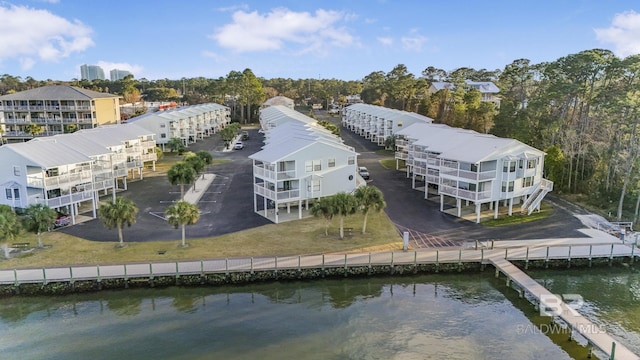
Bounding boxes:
60 128 271 242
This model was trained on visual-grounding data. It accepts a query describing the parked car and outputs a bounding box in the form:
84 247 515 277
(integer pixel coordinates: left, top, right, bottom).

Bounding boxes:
359 166 370 180
234 141 245 150
54 213 71 228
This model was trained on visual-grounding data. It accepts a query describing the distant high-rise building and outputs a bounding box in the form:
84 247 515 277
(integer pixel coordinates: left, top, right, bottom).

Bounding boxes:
110 69 133 81
80 64 105 81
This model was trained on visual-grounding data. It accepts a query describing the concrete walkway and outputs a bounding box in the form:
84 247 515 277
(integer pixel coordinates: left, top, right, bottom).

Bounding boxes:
183 173 216 205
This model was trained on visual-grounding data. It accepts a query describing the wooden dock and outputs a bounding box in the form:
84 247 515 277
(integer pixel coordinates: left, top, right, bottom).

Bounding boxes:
490 255 639 360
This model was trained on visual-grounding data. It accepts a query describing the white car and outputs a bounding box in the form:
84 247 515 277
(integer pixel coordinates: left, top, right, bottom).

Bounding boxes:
359 166 370 180
234 141 244 150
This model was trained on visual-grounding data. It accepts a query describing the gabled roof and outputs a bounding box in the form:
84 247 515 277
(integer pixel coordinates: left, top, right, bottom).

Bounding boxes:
0 85 119 100
400 122 543 163
429 81 500 94
31 134 112 157
0 140 92 168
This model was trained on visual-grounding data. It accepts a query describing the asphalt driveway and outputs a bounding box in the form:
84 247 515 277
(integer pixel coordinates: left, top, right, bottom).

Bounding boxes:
60 128 271 242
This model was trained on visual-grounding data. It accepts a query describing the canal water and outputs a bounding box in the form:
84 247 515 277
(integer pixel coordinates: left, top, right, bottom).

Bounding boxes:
0 268 638 360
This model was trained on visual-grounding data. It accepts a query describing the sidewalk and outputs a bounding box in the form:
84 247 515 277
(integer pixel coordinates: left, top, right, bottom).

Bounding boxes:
183 173 216 204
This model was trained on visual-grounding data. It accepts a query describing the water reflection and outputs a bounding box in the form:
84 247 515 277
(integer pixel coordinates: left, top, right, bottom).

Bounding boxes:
0 273 578 360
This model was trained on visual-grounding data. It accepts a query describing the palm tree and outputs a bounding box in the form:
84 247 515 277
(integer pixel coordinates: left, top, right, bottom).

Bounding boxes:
310 196 336 236
165 201 200 247
167 137 185 154
354 186 387 234
98 197 138 247
167 162 196 200
0 205 21 245
333 192 358 239
196 150 213 177
183 153 205 191
23 204 57 248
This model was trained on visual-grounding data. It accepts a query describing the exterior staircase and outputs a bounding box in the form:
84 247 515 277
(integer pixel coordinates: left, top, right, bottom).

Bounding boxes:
520 179 553 215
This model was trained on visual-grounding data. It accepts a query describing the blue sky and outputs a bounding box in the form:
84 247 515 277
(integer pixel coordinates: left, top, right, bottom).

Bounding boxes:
0 0 639 81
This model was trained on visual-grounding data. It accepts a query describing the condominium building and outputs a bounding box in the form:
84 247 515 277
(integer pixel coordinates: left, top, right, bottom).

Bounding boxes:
127 103 231 149
80 64 105 81
250 105 359 223
110 69 133 81
0 85 121 143
0 123 157 225
341 103 434 146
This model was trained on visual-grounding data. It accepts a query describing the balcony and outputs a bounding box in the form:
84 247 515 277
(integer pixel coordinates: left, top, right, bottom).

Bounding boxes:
439 167 497 182
395 151 409 160
254 183 276 199
276 189 300 200
439 185 492 202
46 191 94 208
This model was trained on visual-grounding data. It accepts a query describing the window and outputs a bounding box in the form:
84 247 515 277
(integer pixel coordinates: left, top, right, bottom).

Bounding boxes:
527 159 536 169
13 189 19 200
13 166 20 176
501 181 514 192
160 133 167 139
470 164 478 172
348 156 355 165
328 158 336 168
523 176 534 187
160 124 166 128
307 180 320 192
502 161 515 173
5 189 12 199
305 160 321 172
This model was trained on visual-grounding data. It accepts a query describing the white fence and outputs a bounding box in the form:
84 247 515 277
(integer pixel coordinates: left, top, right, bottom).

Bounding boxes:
0 242 636 286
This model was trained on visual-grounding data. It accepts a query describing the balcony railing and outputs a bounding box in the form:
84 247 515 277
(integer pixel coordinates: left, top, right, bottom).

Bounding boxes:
440 168 497 181
276 189 300 200
46 191 94 208
439 185 493 202
395 152 408 160
254 184 276 199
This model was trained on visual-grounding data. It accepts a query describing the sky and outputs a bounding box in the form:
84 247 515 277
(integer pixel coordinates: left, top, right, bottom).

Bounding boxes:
0 0 639 82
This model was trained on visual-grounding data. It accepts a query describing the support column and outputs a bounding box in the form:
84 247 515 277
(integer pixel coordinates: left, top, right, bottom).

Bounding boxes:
412 174 415 189
489 201 493 210
508 197 513 216
298 200 302 219
440 194 444 212
70 202 76 225
263 197 267 216
92 192 97 219
456 198 461 217
253 193 257 212
124 177 128 191
476 203 481 224
287 203 291 214
494 200 499 219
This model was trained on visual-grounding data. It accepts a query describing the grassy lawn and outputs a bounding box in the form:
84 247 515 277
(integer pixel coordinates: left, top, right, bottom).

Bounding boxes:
0 211 402 269
481 203 554 227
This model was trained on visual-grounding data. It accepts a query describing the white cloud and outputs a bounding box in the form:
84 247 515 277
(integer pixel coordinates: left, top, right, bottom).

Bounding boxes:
377 37 393 46
96 61 144 77
210 7 356 54
595 10 640 58
0 5 93 64
19 57 36 70
201 50 225 61
401 29 427 51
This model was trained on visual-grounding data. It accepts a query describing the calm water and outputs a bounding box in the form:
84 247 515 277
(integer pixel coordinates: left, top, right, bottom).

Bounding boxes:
1 269 638 360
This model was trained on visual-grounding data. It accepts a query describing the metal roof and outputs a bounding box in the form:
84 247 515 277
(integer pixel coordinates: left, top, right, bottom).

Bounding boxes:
1 140 92 168
0 85 119 101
